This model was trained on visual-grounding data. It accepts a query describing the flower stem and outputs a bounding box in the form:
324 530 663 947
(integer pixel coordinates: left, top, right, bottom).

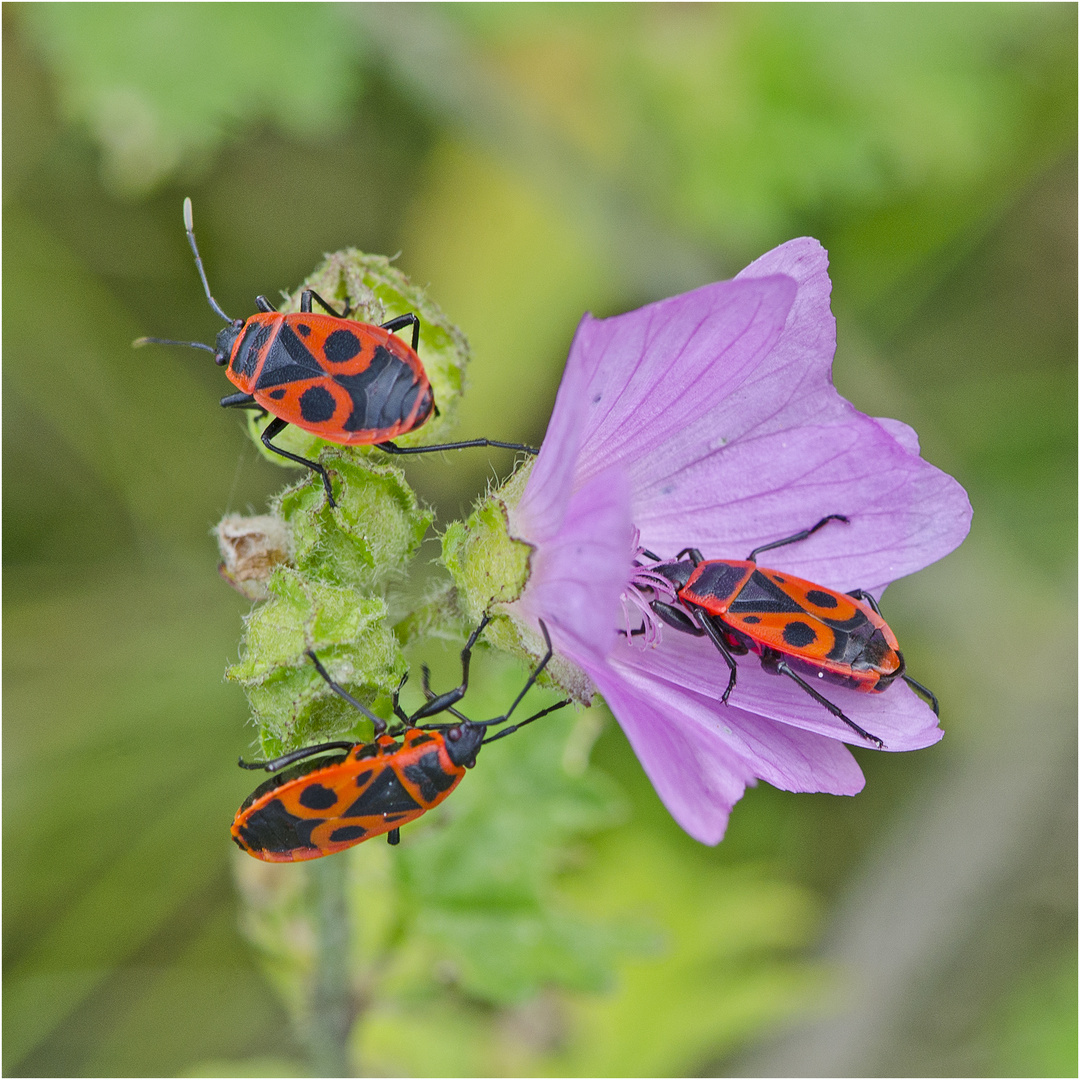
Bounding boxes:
307 856 352 1076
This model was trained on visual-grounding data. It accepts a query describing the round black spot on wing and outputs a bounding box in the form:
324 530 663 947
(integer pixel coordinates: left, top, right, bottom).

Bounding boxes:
329 825 367 843
298 783 338 811
297 323 312 337
742 615 761 624
267 388 286 400
782 621 818 648
299 385 337 423
323 329 363 363
806 589 839 609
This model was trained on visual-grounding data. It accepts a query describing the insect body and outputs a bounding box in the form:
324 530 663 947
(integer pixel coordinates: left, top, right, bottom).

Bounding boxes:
232 618 565 862
136 199 535 506
643 516 938 748
232 726 482 862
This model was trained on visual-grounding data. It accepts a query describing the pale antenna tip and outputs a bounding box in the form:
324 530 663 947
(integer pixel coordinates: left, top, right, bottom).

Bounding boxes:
132 337 149 348
183 197 194 231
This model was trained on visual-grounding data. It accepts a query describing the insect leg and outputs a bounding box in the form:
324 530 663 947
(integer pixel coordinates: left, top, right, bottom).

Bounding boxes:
302 290 350 318
409 615 492 722
220 391 259 409
238 740 357 773
378 437 539 457
260 416 337 507
847 588 881 614
674 547 705 565
380 313 421 352
306 649 387 735
387 828 401 846
747 515 849 562
696 614 740 703
255 296 278 313
763 651 885 747
902 674 939 716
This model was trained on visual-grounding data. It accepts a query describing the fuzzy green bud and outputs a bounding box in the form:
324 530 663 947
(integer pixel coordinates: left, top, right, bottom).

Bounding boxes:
276 451 432 592
441 461 597 704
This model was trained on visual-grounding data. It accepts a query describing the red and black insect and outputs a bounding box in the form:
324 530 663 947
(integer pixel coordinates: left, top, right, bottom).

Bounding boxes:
136 199 535 506
232 617 566 862
638 515 938 748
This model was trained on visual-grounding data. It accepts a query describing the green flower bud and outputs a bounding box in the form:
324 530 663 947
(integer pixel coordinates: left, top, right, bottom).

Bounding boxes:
227 567 404 756
440 460 596 704
275 451 432 592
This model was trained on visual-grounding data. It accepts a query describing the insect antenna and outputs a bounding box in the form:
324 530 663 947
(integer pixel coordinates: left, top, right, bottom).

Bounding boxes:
183 196 233 324
132 336 216 353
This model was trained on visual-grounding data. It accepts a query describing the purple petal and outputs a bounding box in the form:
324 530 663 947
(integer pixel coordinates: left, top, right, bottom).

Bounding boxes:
510 465 632 665
581 659 757 844
633 417 972 594
571 645 866 844
514 318 598 544
557 276 799 489
610 238 972 590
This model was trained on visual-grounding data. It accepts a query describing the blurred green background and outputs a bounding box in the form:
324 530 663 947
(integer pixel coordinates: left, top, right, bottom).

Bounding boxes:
4 4 1076 1076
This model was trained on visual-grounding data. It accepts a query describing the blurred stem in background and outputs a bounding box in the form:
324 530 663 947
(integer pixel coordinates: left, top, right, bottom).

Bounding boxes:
308 858 351 1078
4 4 1075 1076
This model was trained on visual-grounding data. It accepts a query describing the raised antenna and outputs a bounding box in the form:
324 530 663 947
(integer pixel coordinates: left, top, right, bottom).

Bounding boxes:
183 197 232 324
133 336 216 353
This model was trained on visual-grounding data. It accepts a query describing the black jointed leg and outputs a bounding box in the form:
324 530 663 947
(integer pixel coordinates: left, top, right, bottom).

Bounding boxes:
902 674 939 716
378 437 539 457
220 391 259 409
408 620 565 745
306 649 387 735
300 290 351 319
409 615 491 722
380 313 420 352
847 590 939 715
390 670 412 726
255 295 277 313
260 416 337 507
387 828 401 846
238 740 357 773
747 515 850 563
696 615 740 703
650 601 706 636
674 547 705 566
761 651 885 747
847 588 881 614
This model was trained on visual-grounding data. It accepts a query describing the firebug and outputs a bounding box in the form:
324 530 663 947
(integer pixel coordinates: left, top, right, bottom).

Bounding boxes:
638 516 938 748
232 617 566 861
136 199 535 506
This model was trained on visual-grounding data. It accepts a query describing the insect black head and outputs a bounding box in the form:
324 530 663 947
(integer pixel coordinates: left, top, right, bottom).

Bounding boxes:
651 560 695 590
214 320 245 366
443 723 485 767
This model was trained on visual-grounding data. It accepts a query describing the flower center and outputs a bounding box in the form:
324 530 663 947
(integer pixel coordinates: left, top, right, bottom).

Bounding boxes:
621 531 679 647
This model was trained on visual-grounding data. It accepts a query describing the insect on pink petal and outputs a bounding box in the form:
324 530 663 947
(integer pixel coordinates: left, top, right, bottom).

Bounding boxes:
484 238 970 843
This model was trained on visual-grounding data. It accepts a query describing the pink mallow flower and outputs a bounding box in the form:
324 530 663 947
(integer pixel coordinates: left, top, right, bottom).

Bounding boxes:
490 239 971 844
